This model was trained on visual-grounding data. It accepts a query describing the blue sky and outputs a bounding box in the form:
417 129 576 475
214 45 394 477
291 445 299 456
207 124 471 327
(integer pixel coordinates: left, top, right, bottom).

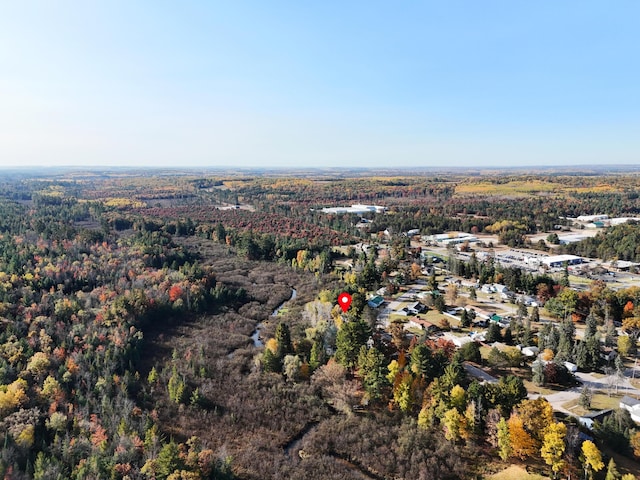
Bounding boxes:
1 1 638 169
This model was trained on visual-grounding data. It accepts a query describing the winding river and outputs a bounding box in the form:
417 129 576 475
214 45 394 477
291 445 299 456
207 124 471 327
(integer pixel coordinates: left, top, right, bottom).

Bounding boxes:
251 287 297 347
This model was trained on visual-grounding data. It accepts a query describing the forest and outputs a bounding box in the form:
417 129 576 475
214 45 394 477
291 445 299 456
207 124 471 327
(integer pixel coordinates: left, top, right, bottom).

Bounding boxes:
1 170 640 479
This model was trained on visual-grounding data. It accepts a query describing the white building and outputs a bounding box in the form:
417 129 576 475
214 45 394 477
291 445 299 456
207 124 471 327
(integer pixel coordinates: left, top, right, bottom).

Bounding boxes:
577 214 609 222
620 396 640 423
428 232 478 246
541 254 583 268
321 204 386 214
558 234 589 245
610 217 638 225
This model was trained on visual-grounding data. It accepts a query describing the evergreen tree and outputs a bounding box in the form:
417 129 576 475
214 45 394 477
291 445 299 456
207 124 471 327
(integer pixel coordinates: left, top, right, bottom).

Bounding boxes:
434 294 446 313
605 320 618 347
530 306 540 324
429 271 438 290
503 328 513 345
460 309 471 328
156 440 184 479
517 301 528 320
440 360 466 391
309 339 326 370
275 322 293 358
533 360 545 386
556 320 575 362
578 385 593 409
357 346 388 402
560 262 570 287
486 322 502 343
522 319 534 346
262 348 281 373
335 319 371 368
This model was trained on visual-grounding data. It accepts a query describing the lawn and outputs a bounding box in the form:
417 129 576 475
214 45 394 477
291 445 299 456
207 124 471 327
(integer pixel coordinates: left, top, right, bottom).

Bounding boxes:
561 393 623 416
521 379 556 397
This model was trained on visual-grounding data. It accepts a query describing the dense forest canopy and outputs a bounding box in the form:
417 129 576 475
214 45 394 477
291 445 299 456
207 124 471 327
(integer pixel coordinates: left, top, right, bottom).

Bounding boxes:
1 170 640 479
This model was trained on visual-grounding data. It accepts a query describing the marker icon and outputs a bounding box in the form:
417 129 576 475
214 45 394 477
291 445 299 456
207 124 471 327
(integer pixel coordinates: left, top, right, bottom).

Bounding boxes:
338 292 352 313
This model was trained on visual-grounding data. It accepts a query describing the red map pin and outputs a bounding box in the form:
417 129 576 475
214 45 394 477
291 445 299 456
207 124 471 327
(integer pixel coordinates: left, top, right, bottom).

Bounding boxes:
338 292 352 313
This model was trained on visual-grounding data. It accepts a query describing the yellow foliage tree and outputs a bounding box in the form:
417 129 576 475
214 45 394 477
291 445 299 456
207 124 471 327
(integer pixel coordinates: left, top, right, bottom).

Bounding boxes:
541 348 555 362
508 414 537 459
265 338 278 354
442 407 466 442
515 397 554 444
41 375 61 400
15 424 35 448
167 470 202 480
581 440 604 479
0 378 28 414
386 359 401 384
27 351 50 376
631 430 640 458
418 405 432 429
449 385 467 412
540 422 566 476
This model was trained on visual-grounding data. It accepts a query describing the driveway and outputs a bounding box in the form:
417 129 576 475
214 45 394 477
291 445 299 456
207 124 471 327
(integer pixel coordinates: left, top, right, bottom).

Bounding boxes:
463 363 498 383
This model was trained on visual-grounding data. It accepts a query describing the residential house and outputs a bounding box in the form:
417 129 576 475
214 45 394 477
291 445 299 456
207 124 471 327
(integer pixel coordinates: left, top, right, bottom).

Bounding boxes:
600 347 617 362
522 346 539 357
367 295 385 309
578 410 614 430
620 396 640 423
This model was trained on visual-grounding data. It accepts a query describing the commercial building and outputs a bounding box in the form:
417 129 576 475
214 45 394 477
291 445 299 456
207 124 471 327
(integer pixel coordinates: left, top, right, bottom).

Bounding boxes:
540 254 583 268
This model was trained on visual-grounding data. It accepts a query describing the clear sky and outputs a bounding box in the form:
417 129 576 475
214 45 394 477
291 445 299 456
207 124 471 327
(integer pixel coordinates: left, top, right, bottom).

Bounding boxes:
1 1 639 169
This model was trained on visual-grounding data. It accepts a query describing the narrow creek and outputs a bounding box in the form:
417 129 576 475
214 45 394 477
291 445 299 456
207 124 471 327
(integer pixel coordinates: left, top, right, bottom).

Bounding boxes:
251 287 297 347
284 421 380 480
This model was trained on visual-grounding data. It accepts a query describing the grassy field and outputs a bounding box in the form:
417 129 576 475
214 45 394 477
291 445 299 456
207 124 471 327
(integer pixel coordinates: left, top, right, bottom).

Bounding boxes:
486 465 549 480
455 180 560 196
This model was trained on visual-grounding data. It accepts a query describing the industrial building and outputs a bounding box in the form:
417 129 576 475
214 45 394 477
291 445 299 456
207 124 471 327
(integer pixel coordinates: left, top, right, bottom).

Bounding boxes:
321 204 387 214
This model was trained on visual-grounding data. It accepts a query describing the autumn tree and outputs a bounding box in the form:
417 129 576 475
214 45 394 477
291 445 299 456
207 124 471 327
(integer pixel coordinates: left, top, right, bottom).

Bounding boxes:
540 422 566 478
515 398 553 446
617 335 635 358
604 458 620 480
393 371 414 413
446 284 459 305
507 414 537 459
630 430 640 458
497 417 511 460
581 440 604 479
442 407 466 443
